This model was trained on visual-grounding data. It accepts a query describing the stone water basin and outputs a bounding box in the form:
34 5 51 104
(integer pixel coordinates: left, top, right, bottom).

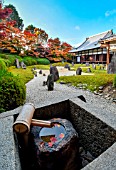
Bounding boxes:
30 118 80 170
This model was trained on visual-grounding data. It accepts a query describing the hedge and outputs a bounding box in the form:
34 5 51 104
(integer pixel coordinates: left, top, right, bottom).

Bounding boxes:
0 70 26 113
0 58 7 70
36 58 50 65
23 57 37 66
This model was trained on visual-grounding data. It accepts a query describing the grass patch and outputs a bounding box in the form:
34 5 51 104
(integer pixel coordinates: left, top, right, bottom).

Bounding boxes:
52 62 70 67
113 74 116 88
8 66 34 84
28 65 50 70
6 62 115 93
8 65 50 84
58 74 115 92
52 62 107 74
70 64 106 74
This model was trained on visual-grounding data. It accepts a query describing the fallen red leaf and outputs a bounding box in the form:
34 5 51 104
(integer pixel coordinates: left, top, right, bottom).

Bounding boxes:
59 133 64 139
50 137 57 142
48 142 54 147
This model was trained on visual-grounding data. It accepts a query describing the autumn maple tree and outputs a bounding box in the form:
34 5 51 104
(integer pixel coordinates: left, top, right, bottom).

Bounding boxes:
0 2 13 39
0 1 72 60
0 3 35 54
25 25 48 44
47 37 72 61
0 2 20 53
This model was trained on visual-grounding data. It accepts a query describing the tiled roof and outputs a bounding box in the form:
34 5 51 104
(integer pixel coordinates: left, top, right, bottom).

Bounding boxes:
69 30 113 53
100 34 116 43
69 48 78 53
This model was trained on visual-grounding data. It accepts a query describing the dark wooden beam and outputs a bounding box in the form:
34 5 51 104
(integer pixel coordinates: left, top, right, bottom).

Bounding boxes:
106 43 110 66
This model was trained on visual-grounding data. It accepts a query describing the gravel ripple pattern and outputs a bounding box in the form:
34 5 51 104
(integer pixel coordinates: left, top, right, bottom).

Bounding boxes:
26 71 116 116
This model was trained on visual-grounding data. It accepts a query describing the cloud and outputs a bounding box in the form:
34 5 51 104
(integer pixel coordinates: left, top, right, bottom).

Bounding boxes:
75 25 80 30
105 9 116 17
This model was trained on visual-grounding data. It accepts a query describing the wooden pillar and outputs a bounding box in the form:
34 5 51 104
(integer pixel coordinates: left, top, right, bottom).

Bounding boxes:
95 54 96 62
106 43 110 67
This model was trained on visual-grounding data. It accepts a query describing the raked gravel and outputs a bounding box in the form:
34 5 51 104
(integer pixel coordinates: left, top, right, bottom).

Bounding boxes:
26 71 116 117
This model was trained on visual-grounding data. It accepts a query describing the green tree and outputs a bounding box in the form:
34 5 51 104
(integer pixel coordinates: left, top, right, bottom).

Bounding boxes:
5 4 24 30
25 24 36 34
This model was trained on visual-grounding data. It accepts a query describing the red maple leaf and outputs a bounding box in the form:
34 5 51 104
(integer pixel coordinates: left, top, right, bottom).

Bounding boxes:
48 142 54 147
50 137 57 143
59 133 64 139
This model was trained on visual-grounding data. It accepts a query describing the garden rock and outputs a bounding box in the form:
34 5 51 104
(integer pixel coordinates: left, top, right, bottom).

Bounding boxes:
50 66 59 81
47 74 54 91
92 63 96 70
85 62 90 66
43 81 47 86
67 65 70 70
64 64 70 69
39 70 42 74
15 58 20 68
87 68 91 72
113 98 116 102
33 67 36 70
72 61 74 66
94 91 99 95
107 52 116 74
59 81 66 84
64 64 70 70
76 67 82 75
21 61 26 69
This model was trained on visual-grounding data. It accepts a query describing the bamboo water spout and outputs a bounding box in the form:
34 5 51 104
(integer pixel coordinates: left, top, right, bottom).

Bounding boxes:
13 103 52 134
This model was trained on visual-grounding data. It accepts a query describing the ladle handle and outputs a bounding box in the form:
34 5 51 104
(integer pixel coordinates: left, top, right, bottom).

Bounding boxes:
31 119 52 128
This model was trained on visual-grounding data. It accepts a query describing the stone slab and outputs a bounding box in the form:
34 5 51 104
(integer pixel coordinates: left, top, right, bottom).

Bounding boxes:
0 116 21 170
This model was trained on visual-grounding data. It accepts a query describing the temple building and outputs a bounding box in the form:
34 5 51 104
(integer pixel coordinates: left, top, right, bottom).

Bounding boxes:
69 30 114 64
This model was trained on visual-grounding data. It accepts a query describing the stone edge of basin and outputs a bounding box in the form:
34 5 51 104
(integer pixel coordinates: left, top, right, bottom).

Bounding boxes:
69 97 116 170
0 97 116 170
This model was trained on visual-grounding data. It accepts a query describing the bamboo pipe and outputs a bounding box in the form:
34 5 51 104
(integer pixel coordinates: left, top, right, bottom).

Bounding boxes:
31 119 52 128
13 103 52 134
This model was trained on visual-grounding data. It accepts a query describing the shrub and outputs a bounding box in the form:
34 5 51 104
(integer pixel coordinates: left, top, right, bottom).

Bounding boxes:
0 53 7 58
36 58 50 65
0 58 7 70
3 59 11 67
113 74 116 88
0 70 26 113
0 54 23 66
23 57 37 66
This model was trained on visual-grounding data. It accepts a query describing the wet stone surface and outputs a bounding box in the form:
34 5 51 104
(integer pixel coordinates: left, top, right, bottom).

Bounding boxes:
30 118 80 170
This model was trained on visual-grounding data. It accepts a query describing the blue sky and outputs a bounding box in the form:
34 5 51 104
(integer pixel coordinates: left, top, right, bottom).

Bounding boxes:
4 0 116 47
